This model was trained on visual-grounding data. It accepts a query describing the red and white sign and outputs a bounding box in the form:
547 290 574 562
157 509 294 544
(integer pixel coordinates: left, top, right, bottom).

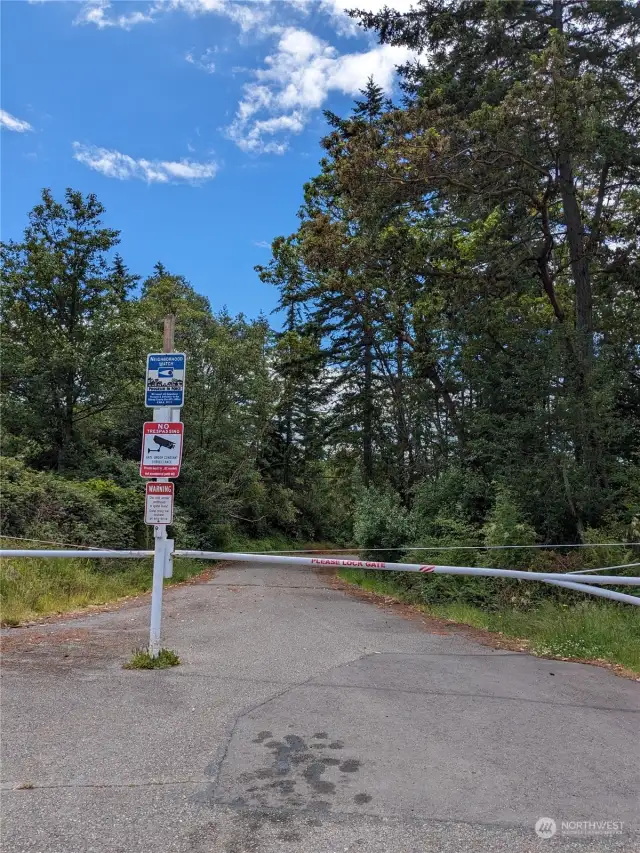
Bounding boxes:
145 482 175 525
140 422 184 478
311 558 386 569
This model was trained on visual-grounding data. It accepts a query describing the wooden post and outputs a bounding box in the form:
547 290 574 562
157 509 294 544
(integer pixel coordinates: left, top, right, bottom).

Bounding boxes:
163 314 176 354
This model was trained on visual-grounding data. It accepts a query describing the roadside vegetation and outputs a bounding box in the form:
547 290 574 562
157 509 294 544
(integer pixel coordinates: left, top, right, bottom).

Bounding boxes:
0 540 206 626
124 648 181 670
0 531 336 626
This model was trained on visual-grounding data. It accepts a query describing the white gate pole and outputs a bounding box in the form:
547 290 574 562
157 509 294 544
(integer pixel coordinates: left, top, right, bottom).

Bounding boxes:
149 527 166 656
544 578 640 606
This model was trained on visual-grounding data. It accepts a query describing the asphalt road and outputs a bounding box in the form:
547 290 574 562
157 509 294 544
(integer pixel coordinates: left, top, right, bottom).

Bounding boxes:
1 560 638 853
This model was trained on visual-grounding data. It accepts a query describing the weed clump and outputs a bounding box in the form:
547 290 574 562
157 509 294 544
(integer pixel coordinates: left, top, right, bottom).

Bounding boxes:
124 647 181 669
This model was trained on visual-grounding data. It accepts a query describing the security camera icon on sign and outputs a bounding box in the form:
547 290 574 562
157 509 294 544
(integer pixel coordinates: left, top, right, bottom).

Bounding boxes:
147 435 176 453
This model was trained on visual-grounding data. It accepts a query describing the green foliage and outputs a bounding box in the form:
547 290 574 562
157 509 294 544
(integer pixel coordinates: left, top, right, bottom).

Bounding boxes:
0 457 145 548
124 648 181 669
1 189 141 472
482 488 537 570
411 470 492 528
353 487 413 562
0 541 206 626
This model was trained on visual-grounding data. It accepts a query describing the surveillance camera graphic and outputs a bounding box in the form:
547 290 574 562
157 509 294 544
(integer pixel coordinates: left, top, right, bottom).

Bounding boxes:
147 435 177 453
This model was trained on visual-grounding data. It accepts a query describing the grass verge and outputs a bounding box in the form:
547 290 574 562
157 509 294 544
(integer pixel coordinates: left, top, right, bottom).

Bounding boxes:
123 647 181 669
339 568 640 673
0 537 340 626
0 543 206 626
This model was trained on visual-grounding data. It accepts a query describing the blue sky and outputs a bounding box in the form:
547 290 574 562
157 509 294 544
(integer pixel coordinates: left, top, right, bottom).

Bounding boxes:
1 0 412 321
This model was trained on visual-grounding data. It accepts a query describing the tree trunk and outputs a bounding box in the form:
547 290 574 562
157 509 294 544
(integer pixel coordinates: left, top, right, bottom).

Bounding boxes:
58 377 74 472
395 325 410 501
552 0 594 367
363 326 374 485
284 404 293 488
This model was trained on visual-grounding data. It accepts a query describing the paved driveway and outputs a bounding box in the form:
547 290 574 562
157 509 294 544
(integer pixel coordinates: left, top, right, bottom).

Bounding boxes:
1 560 638 852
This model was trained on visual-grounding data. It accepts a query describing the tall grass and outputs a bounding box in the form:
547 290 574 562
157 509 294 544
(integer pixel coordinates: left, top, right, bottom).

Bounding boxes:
0 543 205 626
339 568 640 672
0 537 339 626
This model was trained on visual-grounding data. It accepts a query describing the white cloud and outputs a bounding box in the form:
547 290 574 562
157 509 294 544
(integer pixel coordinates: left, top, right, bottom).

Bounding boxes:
185 47 217 73
72 142 218 183
70 1 418 155
254 239 270 247
75 0 416 33
0 109 33 132
75 0 272 31
227 27 413 153
75 0 166 29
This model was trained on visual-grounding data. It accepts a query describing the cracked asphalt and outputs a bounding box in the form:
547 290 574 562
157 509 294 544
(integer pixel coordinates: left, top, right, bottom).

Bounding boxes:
1 560 639 852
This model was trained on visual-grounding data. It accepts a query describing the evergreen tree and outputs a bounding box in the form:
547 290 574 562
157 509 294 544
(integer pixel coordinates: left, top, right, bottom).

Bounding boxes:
1 189 140 471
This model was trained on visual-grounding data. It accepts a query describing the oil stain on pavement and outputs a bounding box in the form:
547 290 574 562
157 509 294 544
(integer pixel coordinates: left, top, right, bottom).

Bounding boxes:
221 730 373 813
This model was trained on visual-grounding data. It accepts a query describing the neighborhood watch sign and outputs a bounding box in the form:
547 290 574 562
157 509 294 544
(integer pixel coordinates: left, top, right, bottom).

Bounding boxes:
145 353 186 408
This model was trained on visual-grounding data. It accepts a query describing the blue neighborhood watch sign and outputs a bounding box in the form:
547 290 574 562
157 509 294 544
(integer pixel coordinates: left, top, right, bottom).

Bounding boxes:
145 353 186 408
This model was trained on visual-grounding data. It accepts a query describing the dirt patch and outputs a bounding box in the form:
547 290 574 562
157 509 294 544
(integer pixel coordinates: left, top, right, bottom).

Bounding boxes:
0 624 139 670
326 570 640 682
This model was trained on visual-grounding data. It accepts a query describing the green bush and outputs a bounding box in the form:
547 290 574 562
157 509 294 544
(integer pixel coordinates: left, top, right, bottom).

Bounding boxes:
353 487 413 563
0 457 145 548
482 487 537 569
397 491 639 611
411 468 492 528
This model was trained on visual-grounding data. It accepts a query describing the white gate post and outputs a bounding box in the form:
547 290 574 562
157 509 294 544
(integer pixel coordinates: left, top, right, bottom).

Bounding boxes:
164 539 174 579
149 527 167 656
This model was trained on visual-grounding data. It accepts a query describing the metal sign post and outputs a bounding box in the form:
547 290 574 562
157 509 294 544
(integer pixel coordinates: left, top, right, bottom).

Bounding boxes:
143 315 185 657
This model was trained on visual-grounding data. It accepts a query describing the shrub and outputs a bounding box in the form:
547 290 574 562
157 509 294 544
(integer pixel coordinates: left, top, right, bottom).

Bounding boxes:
353 487 413 563
0 457 144 548
482 486 537 569
411 468 492 528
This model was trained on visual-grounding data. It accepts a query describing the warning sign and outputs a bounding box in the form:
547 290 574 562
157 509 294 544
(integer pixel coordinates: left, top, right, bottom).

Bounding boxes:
140 422 184 478
145 482 174 525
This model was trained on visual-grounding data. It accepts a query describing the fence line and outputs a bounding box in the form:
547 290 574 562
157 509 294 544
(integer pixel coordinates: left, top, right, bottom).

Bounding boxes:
0 549 153 559
567 562 640 574
233 543 638 553
0 534 117 551
2 535 637 554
